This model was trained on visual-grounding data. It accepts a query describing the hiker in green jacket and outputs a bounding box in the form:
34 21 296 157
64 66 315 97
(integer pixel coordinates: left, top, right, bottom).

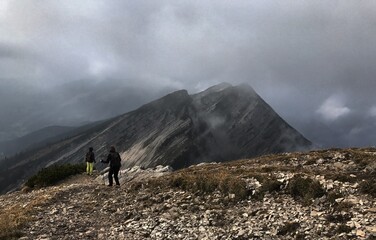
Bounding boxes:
85 147 96 175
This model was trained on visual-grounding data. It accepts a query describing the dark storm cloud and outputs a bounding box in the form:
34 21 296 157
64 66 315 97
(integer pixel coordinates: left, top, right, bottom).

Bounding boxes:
0 0 375 147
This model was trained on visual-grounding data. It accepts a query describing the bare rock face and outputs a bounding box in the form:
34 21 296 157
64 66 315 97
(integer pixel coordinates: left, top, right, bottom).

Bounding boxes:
0 83 311 193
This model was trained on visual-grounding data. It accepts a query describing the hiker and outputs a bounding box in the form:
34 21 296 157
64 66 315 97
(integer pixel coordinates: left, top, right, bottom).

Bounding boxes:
101 146 122 186
85 147 96 175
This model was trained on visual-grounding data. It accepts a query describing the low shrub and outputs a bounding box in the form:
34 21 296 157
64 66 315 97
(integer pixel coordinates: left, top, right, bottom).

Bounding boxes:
25 163 86 188
332 173 357 183
333 201 354 212
277 222 300 236
261 179 284 193
162 171 249 200
305 159 317 165
252 179 284 200
327 224 354 238
336 224 353 234
326 213 352 223
287 176 325 204
327 191 344 204
359 179 376 197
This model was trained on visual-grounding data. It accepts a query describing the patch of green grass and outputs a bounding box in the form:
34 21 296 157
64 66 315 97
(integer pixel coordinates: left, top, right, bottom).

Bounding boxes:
25 163 86 188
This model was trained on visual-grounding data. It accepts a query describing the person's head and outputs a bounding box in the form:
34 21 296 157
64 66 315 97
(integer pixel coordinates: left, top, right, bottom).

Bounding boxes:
110 146 116 152
89 147 93 152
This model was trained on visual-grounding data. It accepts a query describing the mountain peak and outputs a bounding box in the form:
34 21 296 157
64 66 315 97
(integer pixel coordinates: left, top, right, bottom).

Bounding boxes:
192 83 232 97
234 83 257 94
0 83 312 193
205 82 232 92
194 83 258 99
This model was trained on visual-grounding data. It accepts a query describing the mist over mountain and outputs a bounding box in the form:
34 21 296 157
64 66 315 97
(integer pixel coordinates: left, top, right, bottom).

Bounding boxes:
0 83 311 193
0 79 176 142
1 1 376 148
0 126 74 156
0 121 112 157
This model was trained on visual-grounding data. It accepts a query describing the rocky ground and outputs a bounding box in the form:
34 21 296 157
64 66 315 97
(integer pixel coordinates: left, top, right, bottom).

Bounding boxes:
0 148 375 239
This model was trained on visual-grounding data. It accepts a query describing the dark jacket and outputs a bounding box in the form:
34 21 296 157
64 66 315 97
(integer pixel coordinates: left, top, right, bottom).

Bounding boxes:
85 151 95 163
103 151 122 168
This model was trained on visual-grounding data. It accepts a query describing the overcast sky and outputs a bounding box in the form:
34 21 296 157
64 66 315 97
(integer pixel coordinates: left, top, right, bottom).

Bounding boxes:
0 0 376 148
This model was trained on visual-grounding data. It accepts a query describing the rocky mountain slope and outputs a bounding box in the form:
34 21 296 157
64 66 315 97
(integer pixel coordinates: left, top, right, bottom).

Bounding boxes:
0 83 311 193
0 148 374 239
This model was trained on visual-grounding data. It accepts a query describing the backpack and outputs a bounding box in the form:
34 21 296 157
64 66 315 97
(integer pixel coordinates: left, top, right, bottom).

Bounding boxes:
110 152 121 167
85 152 94 163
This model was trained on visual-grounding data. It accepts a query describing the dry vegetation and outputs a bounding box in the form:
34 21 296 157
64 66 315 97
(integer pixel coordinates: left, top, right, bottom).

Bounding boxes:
144 148 375 203
0 191 58 240
1 147 374 239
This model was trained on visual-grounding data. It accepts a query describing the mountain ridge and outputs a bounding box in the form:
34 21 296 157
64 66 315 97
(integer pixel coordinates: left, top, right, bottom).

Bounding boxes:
0 83 311 193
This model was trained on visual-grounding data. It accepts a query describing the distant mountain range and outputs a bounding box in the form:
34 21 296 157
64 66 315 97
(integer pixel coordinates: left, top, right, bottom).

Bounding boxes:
0 121 109 157
0 83 311 193
0 126 75 156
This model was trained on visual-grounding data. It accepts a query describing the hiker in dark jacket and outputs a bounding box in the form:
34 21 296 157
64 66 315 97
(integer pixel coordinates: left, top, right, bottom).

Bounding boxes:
101 146 122 186
85 147 96 175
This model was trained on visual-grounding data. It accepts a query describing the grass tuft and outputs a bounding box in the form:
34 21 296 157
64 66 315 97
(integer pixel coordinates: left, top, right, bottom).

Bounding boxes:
151 170 250 200
0 194 55 239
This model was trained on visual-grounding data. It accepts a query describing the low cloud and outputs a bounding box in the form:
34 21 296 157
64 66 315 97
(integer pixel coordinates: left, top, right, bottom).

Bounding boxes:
369 106 376 118
0 0 376 148
316 95 351 122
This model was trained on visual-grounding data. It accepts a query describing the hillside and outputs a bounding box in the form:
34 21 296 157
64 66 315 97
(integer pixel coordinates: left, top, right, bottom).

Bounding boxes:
0 126 75 157
0 148 375 239
0 83 311 194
